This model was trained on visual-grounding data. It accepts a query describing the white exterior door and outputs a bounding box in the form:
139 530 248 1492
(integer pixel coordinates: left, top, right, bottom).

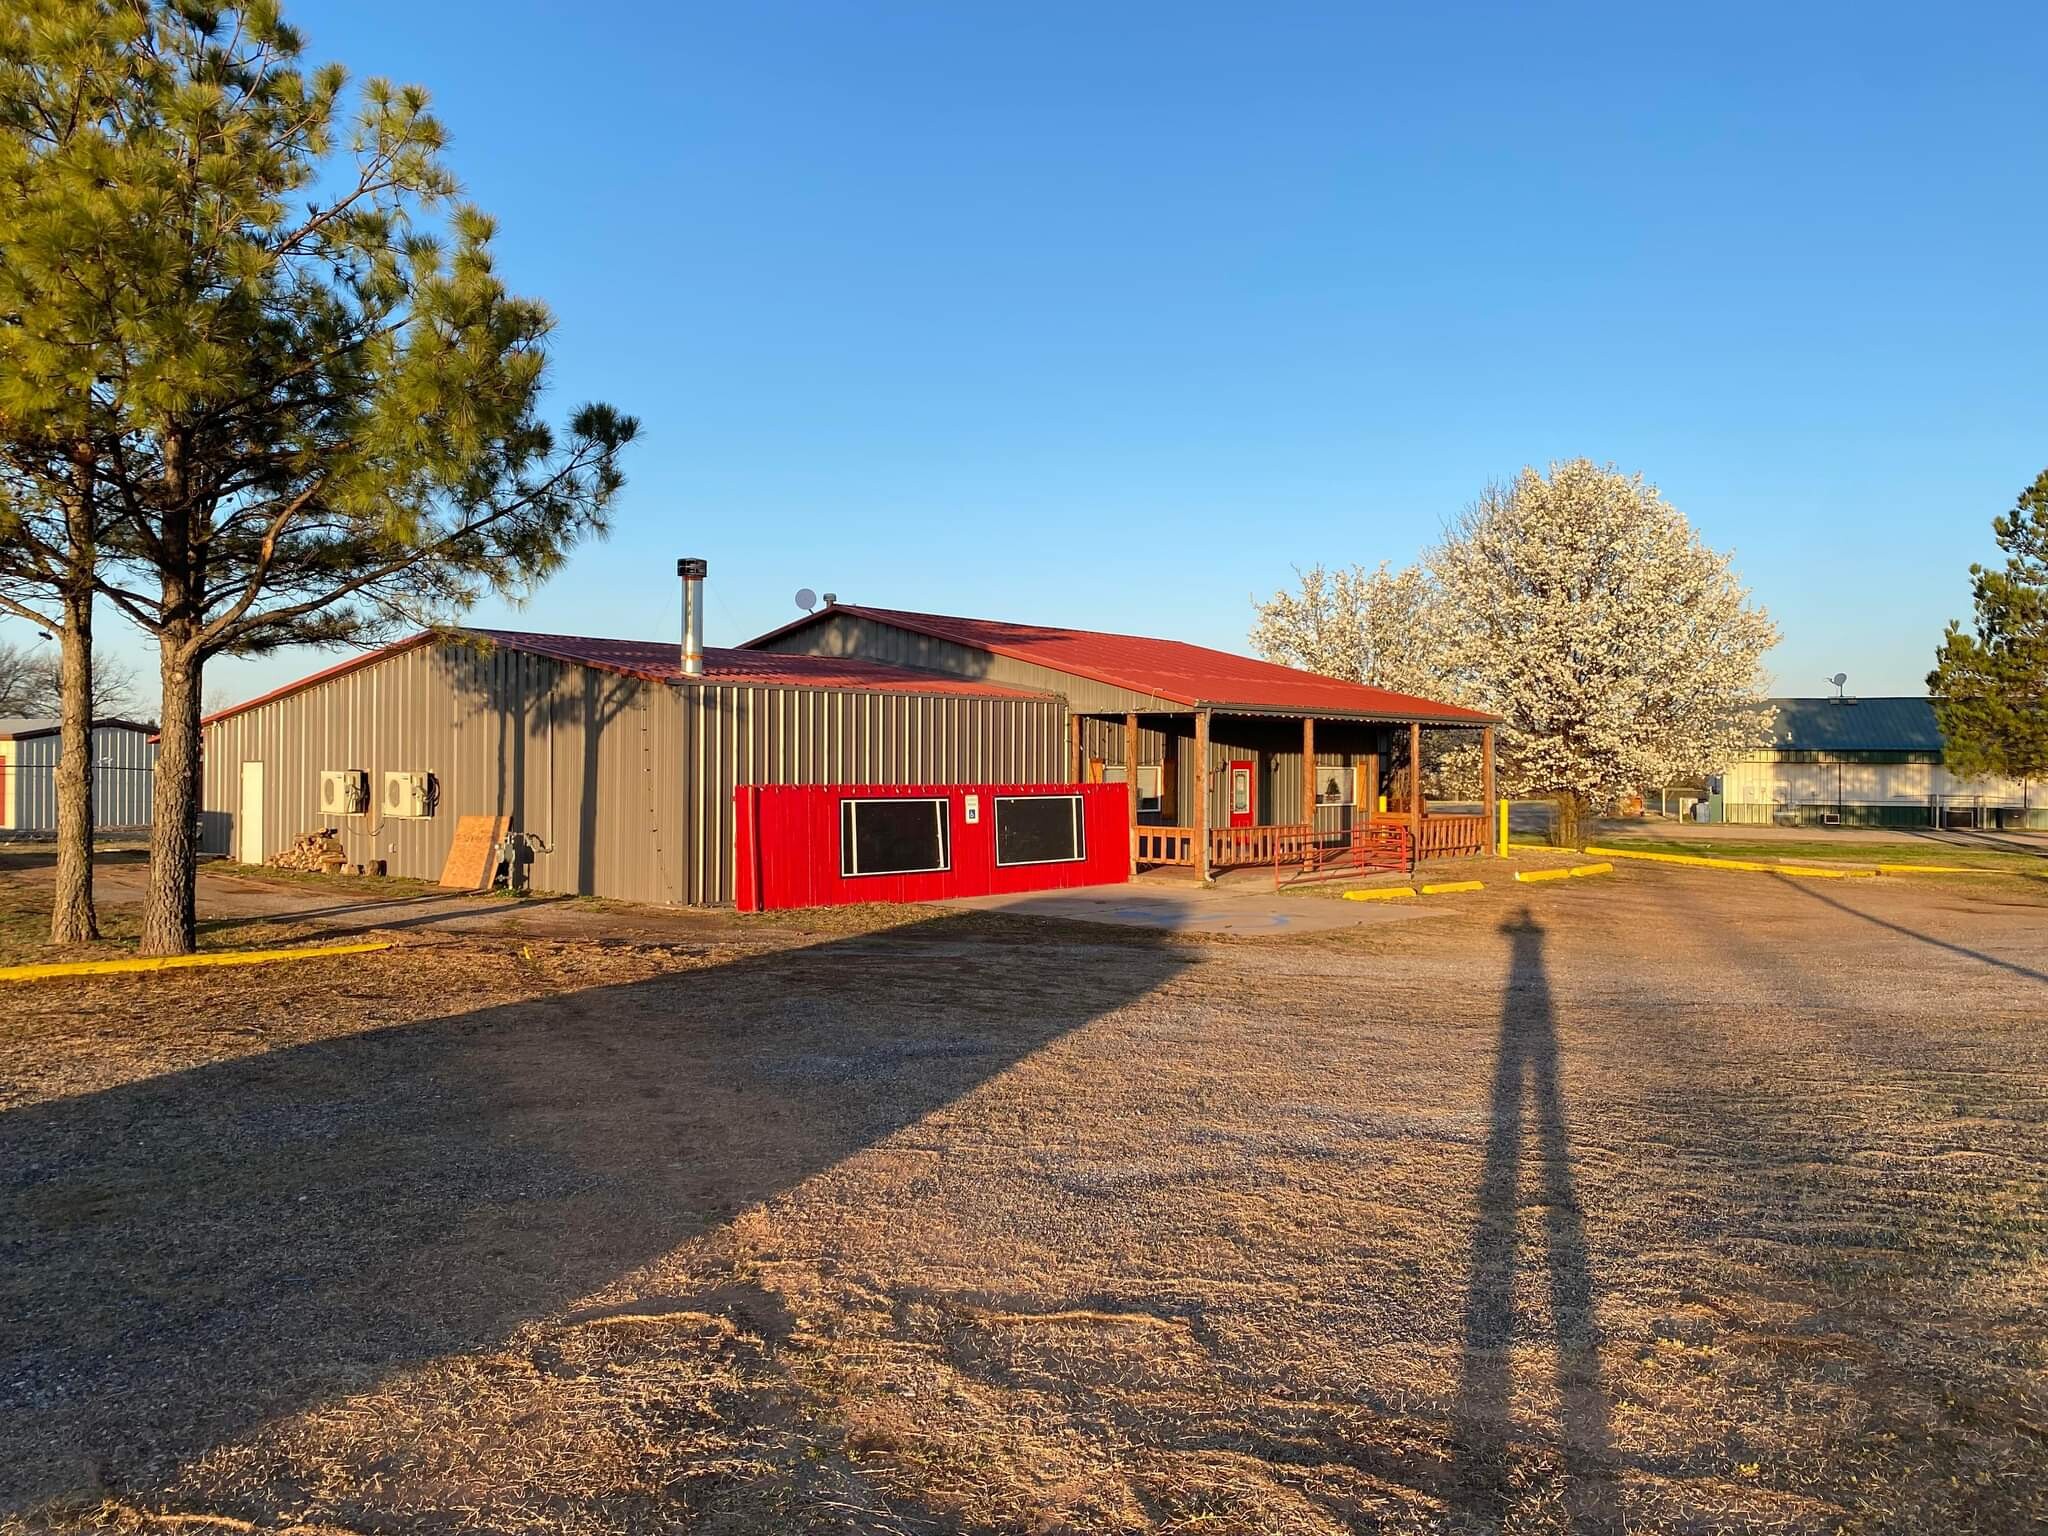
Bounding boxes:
239 761 265 864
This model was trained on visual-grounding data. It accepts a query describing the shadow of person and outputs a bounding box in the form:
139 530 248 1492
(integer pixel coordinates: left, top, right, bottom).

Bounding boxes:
1456 907 1616 1527
1 908 1192 1512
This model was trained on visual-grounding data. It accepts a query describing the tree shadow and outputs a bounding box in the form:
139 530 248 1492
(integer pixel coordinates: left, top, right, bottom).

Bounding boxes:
0 909 1192 1512
1456 907 1617 1527
1776 876 2048 987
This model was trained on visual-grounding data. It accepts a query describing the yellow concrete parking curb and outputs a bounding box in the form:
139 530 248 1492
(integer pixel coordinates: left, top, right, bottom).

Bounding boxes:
1517 861 1614 883
1587 845 1874 879
1420 880 1485 895
1341 886 1418 902
0 940 393 984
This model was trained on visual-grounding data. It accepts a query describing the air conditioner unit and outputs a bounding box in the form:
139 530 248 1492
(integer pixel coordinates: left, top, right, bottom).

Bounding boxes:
319 769 369 816
382 770 433 819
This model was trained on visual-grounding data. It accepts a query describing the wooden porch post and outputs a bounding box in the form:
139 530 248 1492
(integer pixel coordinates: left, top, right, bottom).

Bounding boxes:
1409 719 1423 868
1125 711 1140 873
1481 725 1497 855
1194 708 1211 882
1301 716 1315 840
1070 712 1085 785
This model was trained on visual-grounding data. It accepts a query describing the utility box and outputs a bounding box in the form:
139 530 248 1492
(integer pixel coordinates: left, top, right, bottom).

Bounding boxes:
382 770 433 819
319 769 369 816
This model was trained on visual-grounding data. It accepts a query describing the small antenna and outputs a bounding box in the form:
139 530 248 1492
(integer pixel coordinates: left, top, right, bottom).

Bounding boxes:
1827 672 1848 702
794 587 818 614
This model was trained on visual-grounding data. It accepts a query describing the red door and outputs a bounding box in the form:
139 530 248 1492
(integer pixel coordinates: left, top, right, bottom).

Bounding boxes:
1227 759 1255 828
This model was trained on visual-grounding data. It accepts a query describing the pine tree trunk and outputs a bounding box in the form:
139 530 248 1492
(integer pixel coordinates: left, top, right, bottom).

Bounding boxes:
140 639 202 956
48 590 99 945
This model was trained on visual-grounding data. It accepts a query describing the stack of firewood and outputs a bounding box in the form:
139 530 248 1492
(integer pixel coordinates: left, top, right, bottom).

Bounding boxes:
270 829 347 873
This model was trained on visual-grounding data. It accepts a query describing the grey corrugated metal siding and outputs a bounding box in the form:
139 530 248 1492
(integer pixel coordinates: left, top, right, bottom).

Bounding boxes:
7 726 157 832
201 639 687 903
681 683 1065 904
201 636 1069 906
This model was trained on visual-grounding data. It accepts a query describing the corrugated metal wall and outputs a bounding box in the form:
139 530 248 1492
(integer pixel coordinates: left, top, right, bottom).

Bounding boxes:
680 684 1066 904
200 636 1069 906
4 726 157 832
1722 755 2036 808
200 639 689 904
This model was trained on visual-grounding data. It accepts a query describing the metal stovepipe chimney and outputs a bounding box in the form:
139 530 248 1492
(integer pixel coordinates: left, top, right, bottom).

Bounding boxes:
677 557 707 677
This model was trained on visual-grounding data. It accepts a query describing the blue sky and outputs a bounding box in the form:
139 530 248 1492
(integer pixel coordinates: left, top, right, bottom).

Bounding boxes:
14 1 2048 707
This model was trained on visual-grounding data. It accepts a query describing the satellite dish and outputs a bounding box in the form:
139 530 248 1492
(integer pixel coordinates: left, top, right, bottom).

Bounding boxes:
1827 672 1848 702
795 587 818 613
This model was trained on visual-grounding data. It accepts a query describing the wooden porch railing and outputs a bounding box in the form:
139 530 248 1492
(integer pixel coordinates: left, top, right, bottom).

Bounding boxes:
1371 811 1488 859
1133 812 1489 869
1133 826 1199 866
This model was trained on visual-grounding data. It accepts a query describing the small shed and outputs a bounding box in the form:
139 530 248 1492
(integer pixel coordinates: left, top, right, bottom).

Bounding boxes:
0 718 158 835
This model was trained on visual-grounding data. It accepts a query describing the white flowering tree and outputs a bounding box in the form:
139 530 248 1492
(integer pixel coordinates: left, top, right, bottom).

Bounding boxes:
1252 460 1778 844
1249 561 1450 698
1250 561 1485 798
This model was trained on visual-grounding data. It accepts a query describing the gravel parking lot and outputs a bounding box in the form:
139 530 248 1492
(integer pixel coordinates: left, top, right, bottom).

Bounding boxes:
3 859 2045 1533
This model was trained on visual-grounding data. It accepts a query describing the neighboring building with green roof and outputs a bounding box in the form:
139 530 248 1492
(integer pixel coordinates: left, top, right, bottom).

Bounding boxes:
1711 697 2043 829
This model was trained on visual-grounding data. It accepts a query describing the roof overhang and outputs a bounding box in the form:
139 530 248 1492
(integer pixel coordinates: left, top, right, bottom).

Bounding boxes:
1202 703 1501 726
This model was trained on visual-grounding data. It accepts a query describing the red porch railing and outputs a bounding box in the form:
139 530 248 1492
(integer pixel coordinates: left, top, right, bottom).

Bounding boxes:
1276 822 1414 888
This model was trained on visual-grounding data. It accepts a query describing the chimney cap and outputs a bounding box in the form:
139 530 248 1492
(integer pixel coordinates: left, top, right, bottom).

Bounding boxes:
677 557 708 578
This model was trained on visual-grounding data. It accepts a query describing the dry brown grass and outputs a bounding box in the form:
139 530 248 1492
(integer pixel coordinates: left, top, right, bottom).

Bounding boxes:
4 863 2046 1534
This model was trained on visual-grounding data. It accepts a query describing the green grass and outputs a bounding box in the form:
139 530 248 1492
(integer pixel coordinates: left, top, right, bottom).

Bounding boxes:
1588 835 2042 872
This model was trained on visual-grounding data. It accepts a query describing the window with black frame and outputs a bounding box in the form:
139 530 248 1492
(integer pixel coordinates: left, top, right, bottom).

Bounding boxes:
840 797 951 877
994 794 1085 867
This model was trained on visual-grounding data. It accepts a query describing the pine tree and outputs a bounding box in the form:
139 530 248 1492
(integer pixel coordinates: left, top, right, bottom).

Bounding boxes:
1929 471 2048 806
1 1 635 954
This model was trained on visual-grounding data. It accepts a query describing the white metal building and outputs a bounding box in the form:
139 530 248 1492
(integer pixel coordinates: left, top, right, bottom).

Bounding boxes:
0 718 159 835
1712 697 2041 829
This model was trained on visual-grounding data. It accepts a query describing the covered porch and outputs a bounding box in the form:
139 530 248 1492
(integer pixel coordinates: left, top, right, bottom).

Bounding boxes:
1073 708 1497 880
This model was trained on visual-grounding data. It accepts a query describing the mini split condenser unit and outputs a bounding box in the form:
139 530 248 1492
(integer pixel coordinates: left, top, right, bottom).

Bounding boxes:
319 769 369 816
382 771 434 819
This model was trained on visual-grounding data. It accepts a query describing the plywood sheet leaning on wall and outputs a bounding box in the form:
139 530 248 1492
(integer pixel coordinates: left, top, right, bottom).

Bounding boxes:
440 815 510 889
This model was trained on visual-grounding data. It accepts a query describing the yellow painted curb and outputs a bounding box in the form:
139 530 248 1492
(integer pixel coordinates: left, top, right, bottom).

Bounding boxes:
1342 886 1418 902
1585 845 1858 877
1421 880 1485 895
1778 863 1878 879
0 940 392 984
1515 868 1573 882
1567 862 1614 877
1874 863 1996 876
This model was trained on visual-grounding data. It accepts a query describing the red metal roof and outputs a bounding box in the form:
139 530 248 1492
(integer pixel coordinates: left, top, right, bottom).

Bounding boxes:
470 628 1045 697
746 605 1497 723
198 626 1048 730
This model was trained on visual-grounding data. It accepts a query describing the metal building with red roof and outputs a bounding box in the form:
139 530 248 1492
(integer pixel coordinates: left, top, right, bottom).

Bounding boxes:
744 602 1498 877
197 571 1497 905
